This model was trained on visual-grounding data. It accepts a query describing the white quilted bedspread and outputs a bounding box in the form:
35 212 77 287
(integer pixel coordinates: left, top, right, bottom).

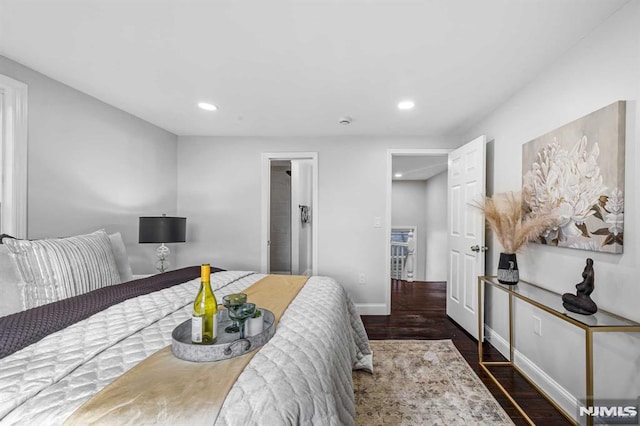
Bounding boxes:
0 272 372 425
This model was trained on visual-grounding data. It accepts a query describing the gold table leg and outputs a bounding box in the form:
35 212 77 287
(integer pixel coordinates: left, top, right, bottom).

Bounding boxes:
585 329 594 426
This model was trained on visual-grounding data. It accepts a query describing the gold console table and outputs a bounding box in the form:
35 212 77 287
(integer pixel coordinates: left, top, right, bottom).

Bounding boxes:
477 276 640 426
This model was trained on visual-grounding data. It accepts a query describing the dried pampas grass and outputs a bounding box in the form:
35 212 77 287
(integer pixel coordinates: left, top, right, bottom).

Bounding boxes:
476 192 556 254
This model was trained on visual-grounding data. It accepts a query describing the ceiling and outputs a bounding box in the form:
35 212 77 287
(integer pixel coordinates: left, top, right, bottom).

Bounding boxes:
0 0 628 137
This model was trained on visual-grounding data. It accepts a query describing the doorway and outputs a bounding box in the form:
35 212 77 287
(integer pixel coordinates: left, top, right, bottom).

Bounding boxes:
269 160 292 274
261 152 318 276
385 139 487 339
0 74 28 238
386 149 450 315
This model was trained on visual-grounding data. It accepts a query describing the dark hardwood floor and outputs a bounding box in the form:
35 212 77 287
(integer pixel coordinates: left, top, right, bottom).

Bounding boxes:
360 280 572 426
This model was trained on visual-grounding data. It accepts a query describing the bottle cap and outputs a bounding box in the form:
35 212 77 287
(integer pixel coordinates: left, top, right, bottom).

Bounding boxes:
201 264 211 281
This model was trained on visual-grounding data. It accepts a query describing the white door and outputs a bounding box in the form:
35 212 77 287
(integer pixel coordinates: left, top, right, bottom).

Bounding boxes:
290 159 313 276
446 136 486 340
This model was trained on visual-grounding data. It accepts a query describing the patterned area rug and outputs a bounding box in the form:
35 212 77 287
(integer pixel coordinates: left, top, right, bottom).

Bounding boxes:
353 339 514 425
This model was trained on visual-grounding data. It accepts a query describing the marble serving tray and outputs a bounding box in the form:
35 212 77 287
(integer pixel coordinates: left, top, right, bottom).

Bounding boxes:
171 309 276 362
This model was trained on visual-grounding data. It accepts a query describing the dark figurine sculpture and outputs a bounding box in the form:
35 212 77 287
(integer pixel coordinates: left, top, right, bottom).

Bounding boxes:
562 258 598 315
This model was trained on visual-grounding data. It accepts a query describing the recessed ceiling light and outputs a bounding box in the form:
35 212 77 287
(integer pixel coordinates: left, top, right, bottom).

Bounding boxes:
198 102 217 111
394 173 403 178
397 100 415 110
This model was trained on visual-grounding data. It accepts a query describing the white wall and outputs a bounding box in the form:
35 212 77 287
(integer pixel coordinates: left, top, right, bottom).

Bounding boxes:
424 171 447 281
0 55 179 274
391 180 427 281
463 1 640 417
176 136 457 312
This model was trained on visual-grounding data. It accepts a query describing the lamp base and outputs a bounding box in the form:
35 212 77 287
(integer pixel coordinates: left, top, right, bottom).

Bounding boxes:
156 243 170 273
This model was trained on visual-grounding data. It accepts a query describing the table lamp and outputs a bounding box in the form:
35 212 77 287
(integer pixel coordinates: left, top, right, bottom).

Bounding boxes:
139 214 186 273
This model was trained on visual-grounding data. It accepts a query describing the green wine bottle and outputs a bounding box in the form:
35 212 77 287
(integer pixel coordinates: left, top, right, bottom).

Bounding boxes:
191 264 218 344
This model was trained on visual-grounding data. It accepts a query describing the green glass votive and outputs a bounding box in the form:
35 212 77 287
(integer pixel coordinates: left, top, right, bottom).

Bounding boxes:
224 293 247 307
222 293 248 334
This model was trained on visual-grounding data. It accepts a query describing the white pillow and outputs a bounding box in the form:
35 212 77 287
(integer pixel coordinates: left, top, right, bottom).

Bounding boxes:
0 244 25 317
3 230 121 309
108 232 133 283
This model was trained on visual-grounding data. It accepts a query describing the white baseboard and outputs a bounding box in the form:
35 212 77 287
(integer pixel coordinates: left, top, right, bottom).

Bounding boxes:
484 325 510 358
484 326 578 422
355 303 387 315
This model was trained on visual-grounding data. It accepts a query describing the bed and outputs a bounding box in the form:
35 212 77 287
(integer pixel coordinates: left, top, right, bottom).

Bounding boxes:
0 230 372 425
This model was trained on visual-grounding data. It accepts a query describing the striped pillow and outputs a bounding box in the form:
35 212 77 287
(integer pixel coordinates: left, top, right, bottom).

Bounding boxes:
3 230 121 309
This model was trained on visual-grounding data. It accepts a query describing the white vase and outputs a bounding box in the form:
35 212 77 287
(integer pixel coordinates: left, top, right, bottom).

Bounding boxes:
246 314 264 337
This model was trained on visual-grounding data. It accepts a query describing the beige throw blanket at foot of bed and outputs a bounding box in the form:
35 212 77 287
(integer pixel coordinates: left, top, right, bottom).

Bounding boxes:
64 274 309 426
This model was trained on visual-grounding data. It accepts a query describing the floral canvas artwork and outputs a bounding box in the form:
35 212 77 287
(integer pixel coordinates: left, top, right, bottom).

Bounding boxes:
522 101 625 253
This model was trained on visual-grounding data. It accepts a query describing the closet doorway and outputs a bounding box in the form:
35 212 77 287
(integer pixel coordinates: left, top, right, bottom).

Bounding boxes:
269 160 293 274
261 152 318 276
